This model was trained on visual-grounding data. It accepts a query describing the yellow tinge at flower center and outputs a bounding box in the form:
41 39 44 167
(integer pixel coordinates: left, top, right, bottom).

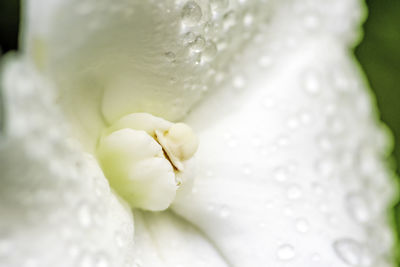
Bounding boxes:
96 113 198 211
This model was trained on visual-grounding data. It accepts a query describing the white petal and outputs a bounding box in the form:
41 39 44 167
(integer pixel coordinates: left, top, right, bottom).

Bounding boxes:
0 58 135 267
131 210 229 267
172 24 397 267
22 0 276 149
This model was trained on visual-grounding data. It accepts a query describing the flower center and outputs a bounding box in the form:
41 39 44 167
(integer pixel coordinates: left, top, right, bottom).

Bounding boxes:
96 113 198 211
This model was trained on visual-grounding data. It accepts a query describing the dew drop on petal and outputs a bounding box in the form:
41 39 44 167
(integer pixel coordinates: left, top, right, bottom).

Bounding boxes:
115 231 128 248
258 55 273 68
287 116 300 130
346 193 370 223
273 166 289 182
333 238 362 266
303 13 320 30
78 202 92 228
210 0 229 12
243 13 254 27
317 134 333 151
181 1 202 26
182 31 196 46
202 41 218 62
233 75 246 90
132 260 143 267
78 253 95 267
68 244 81 259
192 52 202 65
277 244 295 261
311 253 321 262
223 11 236 30
315 158 334 177
189 36 206 52
287 185 302 199
261 97 275 109
94 253 109 267
299 111 312 125
219 205 231 218
277 135 290 147
164 51 176 62
302 69 321 95
295 218 310 233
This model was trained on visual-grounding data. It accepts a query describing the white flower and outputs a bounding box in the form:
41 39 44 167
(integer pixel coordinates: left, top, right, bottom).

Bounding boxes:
0 0 398 266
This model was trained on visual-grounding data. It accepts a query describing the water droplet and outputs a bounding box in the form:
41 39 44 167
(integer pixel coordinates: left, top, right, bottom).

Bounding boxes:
357 147 379 175
317 134 333 151
303 13 320 30
287 185 302 199
191 52 202 65
318 202 329 213
214 72 225 83
273 167 289 182
78 203 92 227
242 164 252 175
277 135 290 146
219 205 231 218
207 203 216 212
295 218 310 233
95 253 109 267
132 260 143 267
331 69 350 92
258 56 273 68
68 244 81 258
299 111 312 125
311 253 321 262
312 182 324 195
277 244 295 261
302 70 321 95
181 2 202 26
223 11 236 30
164 51 176 62
346 193 370 223
115 231 128 248
287 117 300 130
202 41 218 62
203 22 216 37
333 238 362 266
78 253 95 267
233 75 246 90
210 0 229 12
315 158 334 177
261 97 275 109
189 36 206 52
243 13 254 27
327 116 345 135
284 206 294 217
182 32 196 46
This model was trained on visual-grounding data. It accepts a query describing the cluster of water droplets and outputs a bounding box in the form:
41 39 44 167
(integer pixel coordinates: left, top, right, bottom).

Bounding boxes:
177 0 398 264
166 0 269 95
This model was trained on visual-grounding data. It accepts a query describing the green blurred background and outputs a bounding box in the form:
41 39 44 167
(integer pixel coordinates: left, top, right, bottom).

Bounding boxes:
0 0 399 265
354 2 400 265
